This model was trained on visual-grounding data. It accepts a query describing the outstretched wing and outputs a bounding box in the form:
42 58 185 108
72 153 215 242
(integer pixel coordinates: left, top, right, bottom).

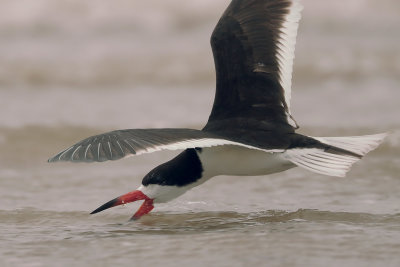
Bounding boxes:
48 128 278 163
205 0 302 132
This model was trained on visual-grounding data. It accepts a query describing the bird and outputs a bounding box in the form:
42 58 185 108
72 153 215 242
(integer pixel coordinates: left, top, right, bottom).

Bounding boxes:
48 0 387 221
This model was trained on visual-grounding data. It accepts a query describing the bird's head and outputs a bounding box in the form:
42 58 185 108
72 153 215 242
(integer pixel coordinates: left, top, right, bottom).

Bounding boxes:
90 188 154 220
90 149 202 220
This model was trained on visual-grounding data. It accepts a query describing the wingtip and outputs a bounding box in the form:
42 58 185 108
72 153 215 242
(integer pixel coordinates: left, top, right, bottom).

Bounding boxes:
48 154 62 163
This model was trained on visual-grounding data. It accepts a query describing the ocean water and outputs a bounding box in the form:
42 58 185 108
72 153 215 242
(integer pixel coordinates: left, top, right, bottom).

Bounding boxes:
0 0 399 266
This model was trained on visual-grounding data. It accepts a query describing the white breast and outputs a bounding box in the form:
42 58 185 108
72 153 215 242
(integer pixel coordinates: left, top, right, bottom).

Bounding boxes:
197 145 296 178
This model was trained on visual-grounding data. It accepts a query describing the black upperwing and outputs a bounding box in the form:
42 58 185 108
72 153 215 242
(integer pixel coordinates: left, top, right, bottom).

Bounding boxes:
204 0 302 134
48 129 220 163
48 128 274 163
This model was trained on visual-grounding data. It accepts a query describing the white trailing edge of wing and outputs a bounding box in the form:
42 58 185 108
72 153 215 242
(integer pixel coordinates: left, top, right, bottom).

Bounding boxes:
276 0 303 128
49 136 285 163
313 133 388 156
282 133 387 177
114 138 284 158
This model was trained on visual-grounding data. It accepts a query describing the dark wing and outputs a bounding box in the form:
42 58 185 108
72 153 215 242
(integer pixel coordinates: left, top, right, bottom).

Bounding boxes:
48 128 274 163
204 0 302 133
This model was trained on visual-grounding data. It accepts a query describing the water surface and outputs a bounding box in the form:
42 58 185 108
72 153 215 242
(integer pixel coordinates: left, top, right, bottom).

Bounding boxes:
1 0 399 266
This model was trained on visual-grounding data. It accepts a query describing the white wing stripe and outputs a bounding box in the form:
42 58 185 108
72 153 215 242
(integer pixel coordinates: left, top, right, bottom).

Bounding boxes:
115 140 124 153
58 146 74 161
107 141 112 158
97 143 101 159
70 145 82 160
84 144 92 160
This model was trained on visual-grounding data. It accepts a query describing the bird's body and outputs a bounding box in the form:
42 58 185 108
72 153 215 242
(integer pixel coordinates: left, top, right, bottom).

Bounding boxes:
198 146 295 178
49 0 387 220
139 146 295 203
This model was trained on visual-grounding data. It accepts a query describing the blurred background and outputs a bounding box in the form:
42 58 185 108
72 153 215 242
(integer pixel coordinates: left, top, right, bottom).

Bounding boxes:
0 1 399 266
0 0 399 129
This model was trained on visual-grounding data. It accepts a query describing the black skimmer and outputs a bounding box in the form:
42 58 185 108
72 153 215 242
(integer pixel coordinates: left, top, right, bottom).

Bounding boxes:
49 0 386 220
